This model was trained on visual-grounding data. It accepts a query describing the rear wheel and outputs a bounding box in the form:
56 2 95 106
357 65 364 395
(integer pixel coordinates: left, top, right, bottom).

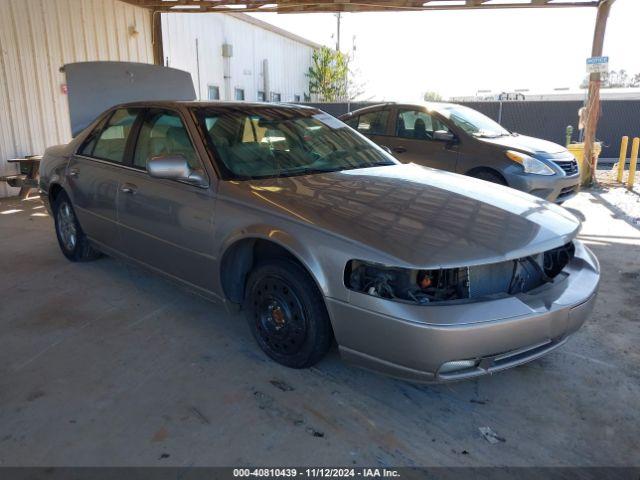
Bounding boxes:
470 169 507 185
243 260 332 368
53 191 101 262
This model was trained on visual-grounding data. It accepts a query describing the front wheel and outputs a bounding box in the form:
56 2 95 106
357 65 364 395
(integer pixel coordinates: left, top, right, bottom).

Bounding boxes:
243 260 333 368
470 170 507 185
53 191 101 262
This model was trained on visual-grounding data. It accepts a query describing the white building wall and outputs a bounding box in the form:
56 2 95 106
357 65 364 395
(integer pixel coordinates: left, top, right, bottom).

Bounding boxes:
0 0 153 197
161 13 316 104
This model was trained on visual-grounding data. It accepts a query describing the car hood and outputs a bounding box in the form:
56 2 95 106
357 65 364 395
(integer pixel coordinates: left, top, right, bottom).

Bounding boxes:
227 163 580 268
478 134 567 156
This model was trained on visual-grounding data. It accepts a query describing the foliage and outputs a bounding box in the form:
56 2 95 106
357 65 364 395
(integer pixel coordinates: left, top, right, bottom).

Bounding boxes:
580 70 640 89
306 47 362 102
423 91 443 102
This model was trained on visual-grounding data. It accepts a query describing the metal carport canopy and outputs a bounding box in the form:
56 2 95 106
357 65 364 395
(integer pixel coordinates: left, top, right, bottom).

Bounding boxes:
121 0 602 13
122 0 614 185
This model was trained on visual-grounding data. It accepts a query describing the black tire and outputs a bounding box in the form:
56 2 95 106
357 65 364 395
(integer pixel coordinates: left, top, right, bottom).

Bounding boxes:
243 259 333 368
53 191 101 262
470 169 507 186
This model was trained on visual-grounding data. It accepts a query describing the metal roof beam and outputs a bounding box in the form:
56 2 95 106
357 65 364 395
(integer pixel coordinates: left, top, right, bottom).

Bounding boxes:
119 0 601 13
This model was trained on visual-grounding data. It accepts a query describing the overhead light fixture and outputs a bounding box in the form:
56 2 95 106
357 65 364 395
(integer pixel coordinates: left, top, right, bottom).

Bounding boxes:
423 1 466 5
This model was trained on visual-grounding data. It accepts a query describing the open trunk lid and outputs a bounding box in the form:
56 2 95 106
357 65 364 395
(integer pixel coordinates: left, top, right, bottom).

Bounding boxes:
62 61 196 136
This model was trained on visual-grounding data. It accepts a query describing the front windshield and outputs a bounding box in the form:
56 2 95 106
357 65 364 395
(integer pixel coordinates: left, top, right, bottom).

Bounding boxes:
196 107 396 180
436 104 510 138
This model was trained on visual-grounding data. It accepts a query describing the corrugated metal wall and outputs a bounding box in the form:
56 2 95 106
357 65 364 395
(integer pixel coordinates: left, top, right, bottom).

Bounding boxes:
161 13 314 104
0 0 153 197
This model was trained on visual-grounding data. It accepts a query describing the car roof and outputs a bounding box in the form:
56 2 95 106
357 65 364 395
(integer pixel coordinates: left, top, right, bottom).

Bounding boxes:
113 100 319 111
341 102 459 117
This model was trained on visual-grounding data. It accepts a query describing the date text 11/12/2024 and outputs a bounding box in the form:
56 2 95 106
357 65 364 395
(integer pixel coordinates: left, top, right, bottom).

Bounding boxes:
233 468 401 478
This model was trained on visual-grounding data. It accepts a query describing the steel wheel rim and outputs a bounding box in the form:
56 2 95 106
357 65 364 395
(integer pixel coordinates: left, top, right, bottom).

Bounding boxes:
253 276 308 356
57 202 77 251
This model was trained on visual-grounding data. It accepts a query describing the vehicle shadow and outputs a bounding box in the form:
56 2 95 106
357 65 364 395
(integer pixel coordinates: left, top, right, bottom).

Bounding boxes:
588 190 640 232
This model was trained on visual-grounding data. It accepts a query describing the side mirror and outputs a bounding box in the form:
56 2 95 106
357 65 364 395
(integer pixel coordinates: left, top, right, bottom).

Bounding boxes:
433 130 455 143
380 145 393 155
147 155 206 185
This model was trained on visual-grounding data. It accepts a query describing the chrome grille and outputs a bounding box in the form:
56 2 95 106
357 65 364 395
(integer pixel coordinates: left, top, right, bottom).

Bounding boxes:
554 159 579 176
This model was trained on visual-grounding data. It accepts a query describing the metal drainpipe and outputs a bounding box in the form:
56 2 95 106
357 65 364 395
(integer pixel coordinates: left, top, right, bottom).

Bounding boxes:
195 38 202 100
263 59 269 102
223 44 232 101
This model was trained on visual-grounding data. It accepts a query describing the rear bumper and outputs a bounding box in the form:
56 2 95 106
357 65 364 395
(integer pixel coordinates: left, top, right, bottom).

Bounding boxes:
327 241 599 383
505 171 581 203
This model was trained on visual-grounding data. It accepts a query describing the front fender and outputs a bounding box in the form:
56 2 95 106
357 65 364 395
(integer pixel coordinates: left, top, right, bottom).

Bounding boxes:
216 224 332 300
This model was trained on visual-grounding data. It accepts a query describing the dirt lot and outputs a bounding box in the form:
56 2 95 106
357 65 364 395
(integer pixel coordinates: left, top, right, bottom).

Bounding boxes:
0 189 638 467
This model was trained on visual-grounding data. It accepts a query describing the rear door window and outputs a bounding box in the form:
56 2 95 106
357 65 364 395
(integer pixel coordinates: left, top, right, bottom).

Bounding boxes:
355 110 389 136
78 116 109 157
90 109 139 163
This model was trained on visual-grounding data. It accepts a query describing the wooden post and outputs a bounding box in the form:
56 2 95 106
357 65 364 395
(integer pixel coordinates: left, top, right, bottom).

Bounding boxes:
583 0 615 186
152 10 164 66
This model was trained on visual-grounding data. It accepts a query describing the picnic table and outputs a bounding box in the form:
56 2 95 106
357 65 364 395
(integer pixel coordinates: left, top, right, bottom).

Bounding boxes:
2 155 42 199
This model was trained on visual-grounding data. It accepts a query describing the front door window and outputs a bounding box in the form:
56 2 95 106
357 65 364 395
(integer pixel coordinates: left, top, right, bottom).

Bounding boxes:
133 110 202 173
396 110 450 141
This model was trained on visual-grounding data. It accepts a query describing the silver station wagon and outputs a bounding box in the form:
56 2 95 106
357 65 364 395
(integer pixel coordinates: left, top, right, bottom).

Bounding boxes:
39 62 600 382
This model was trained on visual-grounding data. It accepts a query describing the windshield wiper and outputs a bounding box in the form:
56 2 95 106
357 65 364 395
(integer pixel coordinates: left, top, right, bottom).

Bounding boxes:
290 167 343 176
289 162 395 177
472 132 501 139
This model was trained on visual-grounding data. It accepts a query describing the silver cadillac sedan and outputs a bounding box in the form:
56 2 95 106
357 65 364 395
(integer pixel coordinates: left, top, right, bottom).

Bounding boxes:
39 97 600 382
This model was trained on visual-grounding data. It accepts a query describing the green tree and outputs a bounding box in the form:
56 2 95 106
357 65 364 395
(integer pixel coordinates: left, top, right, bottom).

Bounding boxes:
423 91 443 102
581 69 640 89
307 46 349 102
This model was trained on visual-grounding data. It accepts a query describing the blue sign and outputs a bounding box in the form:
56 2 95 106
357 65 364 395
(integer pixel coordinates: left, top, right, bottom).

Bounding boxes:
587 56 609 65
586 56 609 73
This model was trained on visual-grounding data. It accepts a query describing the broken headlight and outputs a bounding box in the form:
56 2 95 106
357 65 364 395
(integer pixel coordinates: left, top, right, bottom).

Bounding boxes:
344 243 574 306
344 261 470 305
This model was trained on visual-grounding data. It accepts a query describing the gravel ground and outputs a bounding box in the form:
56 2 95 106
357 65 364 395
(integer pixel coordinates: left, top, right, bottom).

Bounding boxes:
590 167 640 227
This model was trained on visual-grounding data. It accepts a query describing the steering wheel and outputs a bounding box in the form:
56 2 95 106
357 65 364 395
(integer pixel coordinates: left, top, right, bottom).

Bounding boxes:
309 149 349 168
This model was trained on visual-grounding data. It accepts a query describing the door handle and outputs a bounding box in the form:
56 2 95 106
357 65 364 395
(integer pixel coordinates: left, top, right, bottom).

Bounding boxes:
68 168 79 177
120 183 137 194
394 146 407 154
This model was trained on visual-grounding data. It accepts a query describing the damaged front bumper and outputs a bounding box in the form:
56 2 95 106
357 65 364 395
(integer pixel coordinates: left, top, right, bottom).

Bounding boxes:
327 240 599 383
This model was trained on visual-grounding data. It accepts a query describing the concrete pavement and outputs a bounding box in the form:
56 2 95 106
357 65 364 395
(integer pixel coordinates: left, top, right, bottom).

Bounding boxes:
0 191 638 467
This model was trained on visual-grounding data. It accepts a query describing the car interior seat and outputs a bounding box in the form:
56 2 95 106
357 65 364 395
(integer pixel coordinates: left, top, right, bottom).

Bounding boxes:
166 126 198 169
414 118 427 140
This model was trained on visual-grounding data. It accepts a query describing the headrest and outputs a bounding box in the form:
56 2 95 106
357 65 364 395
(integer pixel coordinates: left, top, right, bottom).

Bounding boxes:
166 127 190 148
